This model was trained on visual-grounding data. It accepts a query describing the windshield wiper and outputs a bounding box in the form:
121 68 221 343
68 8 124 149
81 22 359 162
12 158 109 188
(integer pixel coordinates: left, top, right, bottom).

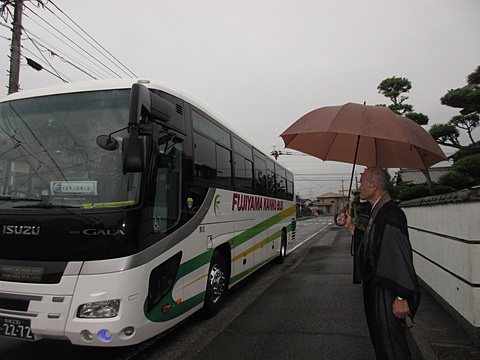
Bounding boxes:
0 195 42 201
0 195 80 209
13 203 81 209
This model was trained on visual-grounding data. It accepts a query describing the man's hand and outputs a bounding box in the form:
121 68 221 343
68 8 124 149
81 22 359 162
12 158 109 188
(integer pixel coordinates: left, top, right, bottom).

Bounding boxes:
341 210 355 234
393 298 410 319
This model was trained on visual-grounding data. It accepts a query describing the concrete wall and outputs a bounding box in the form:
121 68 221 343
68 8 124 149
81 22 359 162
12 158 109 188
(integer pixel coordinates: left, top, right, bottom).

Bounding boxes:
400 189 480 343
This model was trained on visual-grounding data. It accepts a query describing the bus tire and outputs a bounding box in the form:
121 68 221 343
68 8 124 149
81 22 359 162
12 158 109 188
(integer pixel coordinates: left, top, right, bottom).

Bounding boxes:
276 230 287 264
202 251 227 318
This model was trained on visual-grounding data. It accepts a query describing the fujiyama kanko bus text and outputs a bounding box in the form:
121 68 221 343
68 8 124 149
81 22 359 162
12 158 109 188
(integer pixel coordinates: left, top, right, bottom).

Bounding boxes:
231 193 284 211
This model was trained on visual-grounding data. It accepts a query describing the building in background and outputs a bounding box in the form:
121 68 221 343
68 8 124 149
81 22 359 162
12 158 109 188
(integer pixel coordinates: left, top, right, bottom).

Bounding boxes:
315 192 349 215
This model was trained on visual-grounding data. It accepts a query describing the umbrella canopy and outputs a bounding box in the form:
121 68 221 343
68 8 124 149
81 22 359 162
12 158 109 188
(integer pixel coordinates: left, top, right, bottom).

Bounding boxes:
280 103 447 170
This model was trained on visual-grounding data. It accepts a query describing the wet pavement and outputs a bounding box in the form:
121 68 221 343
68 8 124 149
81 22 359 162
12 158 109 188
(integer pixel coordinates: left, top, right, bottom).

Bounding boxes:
194 226 479 359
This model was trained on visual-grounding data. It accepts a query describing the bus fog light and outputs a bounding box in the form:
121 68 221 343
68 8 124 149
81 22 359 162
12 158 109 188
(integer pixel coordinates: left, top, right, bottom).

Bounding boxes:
77 299 121 318
81 330 93 341
122 326 135 337
98 329 113 342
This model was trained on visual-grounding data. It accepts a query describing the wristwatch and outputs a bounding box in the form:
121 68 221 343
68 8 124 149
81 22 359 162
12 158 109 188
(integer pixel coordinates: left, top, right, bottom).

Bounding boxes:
396 296 404 300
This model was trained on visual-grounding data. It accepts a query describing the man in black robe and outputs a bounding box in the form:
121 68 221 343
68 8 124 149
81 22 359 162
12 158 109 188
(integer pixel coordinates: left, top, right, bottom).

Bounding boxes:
341 167 421 360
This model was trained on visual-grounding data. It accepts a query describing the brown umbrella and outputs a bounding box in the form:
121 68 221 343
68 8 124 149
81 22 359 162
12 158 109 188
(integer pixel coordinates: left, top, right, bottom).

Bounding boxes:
280 103 447 170
280 102 447 223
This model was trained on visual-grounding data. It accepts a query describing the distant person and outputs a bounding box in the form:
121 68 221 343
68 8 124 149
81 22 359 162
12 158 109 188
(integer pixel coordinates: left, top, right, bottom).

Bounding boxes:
341 166 421 360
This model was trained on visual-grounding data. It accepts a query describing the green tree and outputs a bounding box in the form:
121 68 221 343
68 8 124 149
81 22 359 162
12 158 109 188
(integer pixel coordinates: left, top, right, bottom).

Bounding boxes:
452 153 480 179
441 66 480 115
437 171 473 190
449 114 479 144
301 204 311 217
377 77 412 113
405 112 429 126
431 66 480 153
429 123 461 148
377 76 429 125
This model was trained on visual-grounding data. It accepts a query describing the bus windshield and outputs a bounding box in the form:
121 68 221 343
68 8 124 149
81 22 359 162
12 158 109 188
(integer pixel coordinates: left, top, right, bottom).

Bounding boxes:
0 89 141 210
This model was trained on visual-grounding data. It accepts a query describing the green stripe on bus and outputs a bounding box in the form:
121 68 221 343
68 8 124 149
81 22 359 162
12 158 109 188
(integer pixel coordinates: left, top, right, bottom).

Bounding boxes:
144 204 296 322
229 205 295 249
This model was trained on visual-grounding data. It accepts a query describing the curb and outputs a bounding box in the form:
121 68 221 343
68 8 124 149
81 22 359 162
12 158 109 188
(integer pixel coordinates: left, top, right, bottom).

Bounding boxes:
410 327 438 360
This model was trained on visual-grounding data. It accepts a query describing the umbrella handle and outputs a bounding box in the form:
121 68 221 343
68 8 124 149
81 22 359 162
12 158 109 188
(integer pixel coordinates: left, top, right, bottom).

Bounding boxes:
334 213 343 226
334 204 349 227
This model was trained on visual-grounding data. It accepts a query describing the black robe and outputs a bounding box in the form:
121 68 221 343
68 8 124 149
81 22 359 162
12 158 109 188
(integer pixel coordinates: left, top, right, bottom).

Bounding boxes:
352 201 421 360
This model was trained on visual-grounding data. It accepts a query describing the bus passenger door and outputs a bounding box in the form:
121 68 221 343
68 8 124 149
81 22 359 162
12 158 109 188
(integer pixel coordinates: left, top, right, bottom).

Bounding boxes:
153 134 185 235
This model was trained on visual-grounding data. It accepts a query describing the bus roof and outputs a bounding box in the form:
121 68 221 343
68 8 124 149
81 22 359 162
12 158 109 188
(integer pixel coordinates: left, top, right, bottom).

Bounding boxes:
2 79 206 115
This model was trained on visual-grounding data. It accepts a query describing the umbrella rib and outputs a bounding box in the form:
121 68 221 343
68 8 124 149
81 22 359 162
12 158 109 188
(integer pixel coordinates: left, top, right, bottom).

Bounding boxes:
412 145 427 170
323 132 339 161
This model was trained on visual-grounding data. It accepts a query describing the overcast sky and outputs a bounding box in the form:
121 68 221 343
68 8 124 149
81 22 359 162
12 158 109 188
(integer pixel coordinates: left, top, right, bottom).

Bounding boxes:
1 0 479 198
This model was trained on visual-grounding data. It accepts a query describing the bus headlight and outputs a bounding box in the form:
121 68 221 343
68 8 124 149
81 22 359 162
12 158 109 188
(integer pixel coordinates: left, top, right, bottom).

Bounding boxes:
77 299 121 318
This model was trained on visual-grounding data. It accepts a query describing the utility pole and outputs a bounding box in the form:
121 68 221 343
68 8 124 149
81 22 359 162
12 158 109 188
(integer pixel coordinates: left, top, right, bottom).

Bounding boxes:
8 0 24 94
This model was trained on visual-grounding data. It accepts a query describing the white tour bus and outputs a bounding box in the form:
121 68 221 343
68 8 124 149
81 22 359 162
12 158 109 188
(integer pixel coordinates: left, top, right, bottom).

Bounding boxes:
0 79 296 346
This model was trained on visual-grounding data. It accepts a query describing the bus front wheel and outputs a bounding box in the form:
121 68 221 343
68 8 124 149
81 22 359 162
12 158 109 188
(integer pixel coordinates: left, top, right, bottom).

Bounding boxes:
202 251 227 318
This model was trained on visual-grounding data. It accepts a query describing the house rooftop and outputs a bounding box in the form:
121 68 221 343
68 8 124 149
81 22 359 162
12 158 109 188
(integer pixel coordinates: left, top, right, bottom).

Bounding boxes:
397 167 452 185
316 192 348 199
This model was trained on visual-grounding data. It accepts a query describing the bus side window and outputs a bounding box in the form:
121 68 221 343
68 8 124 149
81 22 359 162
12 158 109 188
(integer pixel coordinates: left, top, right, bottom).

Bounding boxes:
153 138 184 234
194 133 216 180
215 144 232 186
193 133 232 186
275 165 287 199
254 155 268 196
287 172 294 200
266 159 276 197
234 154 253 190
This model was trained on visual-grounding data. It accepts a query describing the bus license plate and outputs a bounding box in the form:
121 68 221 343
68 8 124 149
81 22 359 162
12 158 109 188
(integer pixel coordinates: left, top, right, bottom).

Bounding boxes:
0 316 34 340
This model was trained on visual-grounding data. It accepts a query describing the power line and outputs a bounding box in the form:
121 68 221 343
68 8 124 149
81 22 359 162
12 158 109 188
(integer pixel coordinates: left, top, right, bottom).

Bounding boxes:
23 35 98 80
0 21 11 30
22 27 67 82
23 5 122 79
21 45 69 83
0 1 14 23
25 3 122 78
47 1 137 78
21 28 110 80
